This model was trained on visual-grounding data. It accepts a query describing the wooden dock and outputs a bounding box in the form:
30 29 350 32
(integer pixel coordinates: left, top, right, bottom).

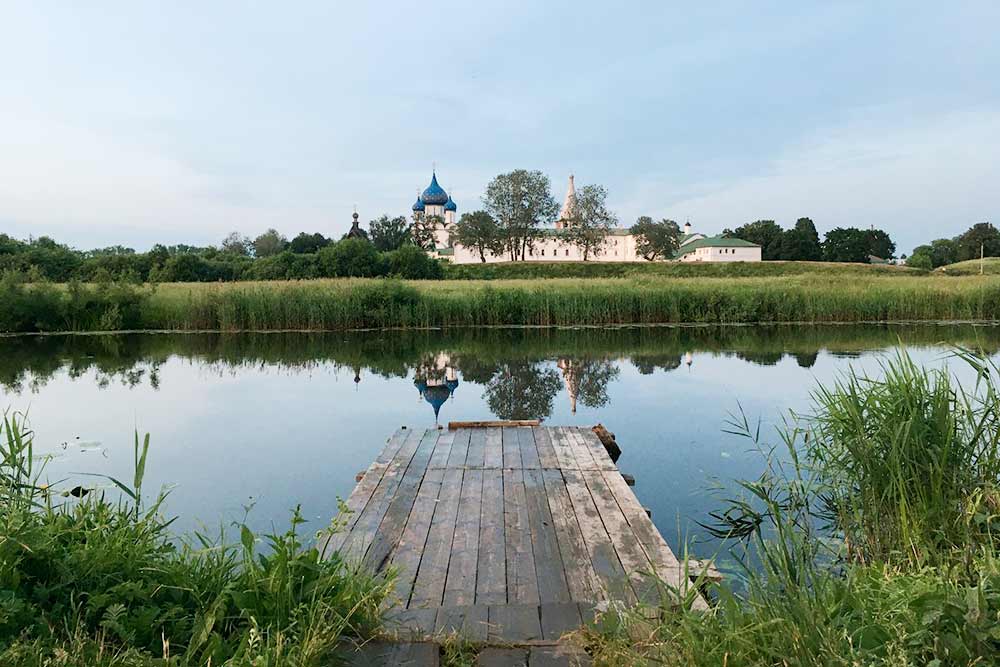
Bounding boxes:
324 424 701 662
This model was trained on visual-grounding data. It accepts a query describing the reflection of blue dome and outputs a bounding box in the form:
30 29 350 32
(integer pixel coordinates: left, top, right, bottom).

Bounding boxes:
414 378 428 394
412 196 425 212
423 384 451 420
446 378 459 395
421 172 449 205
444 195 457 212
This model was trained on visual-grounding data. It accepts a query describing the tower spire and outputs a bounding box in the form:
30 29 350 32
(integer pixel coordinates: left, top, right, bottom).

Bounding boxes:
556 174 576 229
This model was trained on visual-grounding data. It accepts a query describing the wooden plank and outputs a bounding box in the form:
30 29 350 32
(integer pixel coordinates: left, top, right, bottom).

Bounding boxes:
523 468 570 604
477 647 528 667
540 469 603 602
483 427 503 468
476 468 506 604
562 427 599 471
533 426 560 468
446 428 472 468
383 608 439 639
548 427 579 470
320 428 410 557
344 640 440 666
388 467 445 604
409 467 464 608
599 469 707 609
503 467 540 605
502 426 522 469
374 428 414 465
529 645 591 667
487 604 541 642
581 470 659 604
427 429 455 469
574 428 618 471
562 469 635 604
539 602 583 641
362 429 440 569
443 469 484 606
337 429 426 561
448 420 540 429
518 426 541 469
539 648 592 667
466 428 487 469
434 605 488 643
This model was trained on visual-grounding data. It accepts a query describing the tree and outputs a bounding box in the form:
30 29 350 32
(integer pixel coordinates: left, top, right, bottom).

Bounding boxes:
316 238 384 277
630 216 680 261
369 215 411 252
563 184 616 260
927 238 958 267
955 222 1000 262
220 232 251 256
731 220 784 260
822 227 870 263
865 228 895 260
906 251 933 270
451 211 501 262
252 229 287 258
482 169 558 261
777 217 822 261
288 232 331 254
386 244 443 279
411 215 440 251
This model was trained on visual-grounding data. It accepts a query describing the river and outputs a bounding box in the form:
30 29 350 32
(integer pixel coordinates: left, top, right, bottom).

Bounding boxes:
2 323 997 566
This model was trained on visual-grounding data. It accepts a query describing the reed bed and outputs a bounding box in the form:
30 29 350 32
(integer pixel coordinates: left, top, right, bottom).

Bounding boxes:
580 349 1000 665
141 275 1000 332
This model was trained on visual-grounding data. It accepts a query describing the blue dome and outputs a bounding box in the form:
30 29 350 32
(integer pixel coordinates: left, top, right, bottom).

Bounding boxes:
444 195 457 212
421 172 449 205
412 196 425 212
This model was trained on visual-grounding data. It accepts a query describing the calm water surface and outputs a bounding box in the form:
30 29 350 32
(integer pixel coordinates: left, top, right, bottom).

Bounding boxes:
2 324 998 563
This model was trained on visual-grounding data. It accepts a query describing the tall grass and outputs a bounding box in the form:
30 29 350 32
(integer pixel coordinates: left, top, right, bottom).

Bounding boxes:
3 273 1000 333
142 275 1000 332
0 413 390 666
580 349 1000 665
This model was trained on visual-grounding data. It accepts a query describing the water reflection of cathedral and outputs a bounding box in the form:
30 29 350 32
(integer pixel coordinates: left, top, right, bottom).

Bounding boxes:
414 354 459 422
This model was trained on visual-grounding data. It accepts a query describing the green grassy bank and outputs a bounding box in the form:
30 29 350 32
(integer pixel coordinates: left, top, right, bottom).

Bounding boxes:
4 272 1000 333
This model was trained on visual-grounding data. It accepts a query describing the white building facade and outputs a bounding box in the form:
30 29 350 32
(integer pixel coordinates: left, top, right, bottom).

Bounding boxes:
416 172 761 264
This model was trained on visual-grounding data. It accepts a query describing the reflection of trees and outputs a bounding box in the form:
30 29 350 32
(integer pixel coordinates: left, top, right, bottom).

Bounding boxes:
735 351 784 367
793 351 819 368
632 355 682 375
559 358 620 411
483 361 561 420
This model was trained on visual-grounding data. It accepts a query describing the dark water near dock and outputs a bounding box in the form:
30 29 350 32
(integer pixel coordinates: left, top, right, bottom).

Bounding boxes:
2 323 998 564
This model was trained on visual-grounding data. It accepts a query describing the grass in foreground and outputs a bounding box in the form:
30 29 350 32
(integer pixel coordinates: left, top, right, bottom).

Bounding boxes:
579 349 1000 666
0 417 390 666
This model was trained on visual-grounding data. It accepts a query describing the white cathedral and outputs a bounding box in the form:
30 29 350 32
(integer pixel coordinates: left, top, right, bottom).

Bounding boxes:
410 172 761 264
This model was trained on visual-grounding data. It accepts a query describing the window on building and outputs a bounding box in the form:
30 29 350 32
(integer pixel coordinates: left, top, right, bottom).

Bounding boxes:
541 248 545 256
565 249 569 257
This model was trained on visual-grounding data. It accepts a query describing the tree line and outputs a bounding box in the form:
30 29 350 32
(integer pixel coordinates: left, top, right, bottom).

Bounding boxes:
905 223 1000 269
0 226 442 283
719 219 896 263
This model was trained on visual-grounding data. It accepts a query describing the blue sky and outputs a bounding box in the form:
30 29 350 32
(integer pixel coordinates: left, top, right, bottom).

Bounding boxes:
1 2 998 254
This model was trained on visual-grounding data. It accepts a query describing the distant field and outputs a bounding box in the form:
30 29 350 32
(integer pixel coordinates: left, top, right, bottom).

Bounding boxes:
442 260 922 280
937 257 1000 276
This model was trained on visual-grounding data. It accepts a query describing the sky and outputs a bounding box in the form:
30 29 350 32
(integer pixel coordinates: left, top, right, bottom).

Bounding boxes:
1 2 998 255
